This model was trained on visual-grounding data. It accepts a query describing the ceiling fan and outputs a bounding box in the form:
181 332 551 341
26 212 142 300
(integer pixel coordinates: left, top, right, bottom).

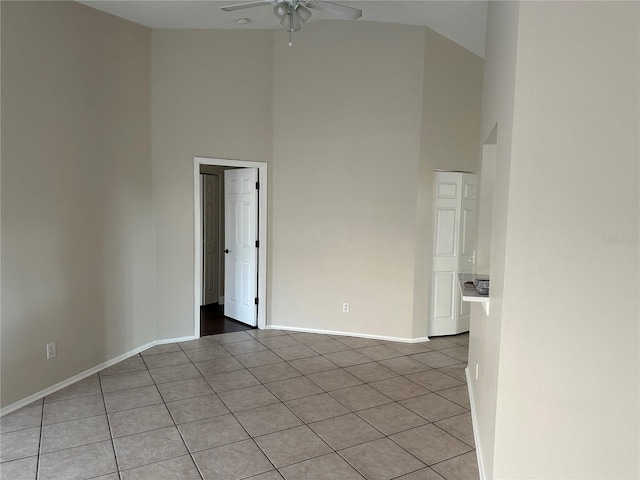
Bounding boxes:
222 0 363 44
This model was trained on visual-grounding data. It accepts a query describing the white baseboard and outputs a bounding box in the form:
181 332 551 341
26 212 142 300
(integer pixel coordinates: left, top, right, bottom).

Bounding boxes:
466 366 487 480
267 324 430 344
156 335 197 345
0 334 198 417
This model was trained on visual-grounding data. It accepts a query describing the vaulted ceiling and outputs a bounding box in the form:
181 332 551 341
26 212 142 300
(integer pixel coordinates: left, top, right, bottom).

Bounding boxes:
79 1 487 57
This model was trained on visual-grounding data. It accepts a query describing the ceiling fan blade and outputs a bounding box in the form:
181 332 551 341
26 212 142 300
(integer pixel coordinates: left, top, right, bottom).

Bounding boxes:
310 1 362 20
221 1 269 12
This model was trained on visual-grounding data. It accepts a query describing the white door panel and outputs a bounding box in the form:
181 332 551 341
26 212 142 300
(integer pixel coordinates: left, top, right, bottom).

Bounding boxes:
459 174 478 274
430 172 477 337
437 181 459 199
224 168 258 326
434 208 458 257
433 271 455 319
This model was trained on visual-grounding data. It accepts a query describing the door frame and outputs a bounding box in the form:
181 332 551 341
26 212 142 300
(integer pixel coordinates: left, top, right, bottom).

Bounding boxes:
193 157 268 335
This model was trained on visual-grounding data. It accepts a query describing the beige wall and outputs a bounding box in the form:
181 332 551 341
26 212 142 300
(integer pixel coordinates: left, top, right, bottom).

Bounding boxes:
1 6 484 408
467 2 520 476
151 30 273 339
470 1 639 478
494 2 639 477
271 21 425 339
413 27 484 337
1 2 153 407
151 22 482 341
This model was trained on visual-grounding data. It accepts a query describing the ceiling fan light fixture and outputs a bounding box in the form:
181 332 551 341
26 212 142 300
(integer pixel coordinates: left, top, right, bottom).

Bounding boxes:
291 10 302 31
279 7 301 33
295 4 312 23
222 0 363 46
273 3 288 19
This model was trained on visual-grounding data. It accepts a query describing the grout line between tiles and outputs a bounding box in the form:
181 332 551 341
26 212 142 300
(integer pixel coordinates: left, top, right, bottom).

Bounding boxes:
3 331 474 480
34 396 45 480
98 368 122 480
430 419 476 450
429 448 477 468
143 357 205 480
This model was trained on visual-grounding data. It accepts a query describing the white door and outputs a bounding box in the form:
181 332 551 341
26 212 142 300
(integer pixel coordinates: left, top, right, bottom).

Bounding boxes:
457 173 478 331
431 172 462 336
224 168 258 326
203 174 219 305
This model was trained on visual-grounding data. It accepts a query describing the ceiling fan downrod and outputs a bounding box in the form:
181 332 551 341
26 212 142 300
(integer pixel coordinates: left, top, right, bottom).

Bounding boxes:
289 15 293 46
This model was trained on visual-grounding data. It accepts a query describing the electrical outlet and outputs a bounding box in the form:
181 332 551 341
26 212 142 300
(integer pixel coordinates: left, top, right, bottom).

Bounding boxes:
342 302 350 313
47 342 56 360
475 363 479 380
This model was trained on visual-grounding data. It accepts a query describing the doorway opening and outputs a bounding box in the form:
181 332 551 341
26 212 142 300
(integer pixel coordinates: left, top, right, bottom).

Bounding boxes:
193 157 268 337
200 304 255 336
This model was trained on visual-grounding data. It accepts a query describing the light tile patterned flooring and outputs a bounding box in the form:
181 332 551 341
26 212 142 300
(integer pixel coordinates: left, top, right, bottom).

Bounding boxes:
0 329 478 480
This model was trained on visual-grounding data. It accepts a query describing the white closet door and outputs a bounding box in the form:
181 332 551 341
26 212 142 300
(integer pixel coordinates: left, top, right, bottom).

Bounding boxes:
430 172 462 336
430 171 478 337
457 173 478 332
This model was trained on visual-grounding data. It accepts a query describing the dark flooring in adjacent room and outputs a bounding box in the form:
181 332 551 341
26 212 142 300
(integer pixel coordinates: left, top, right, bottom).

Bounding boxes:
200 303 255 336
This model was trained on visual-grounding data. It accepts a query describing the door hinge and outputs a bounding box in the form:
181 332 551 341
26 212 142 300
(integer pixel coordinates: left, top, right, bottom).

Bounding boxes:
255 240 260 248
254 297 259 305
256 181 260 190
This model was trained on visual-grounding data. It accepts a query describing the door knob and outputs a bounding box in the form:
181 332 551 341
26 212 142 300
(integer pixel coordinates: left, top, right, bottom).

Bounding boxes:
224 249 229 254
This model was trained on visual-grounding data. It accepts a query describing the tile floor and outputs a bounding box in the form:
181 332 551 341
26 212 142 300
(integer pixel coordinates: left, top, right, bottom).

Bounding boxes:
0 330 478 480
